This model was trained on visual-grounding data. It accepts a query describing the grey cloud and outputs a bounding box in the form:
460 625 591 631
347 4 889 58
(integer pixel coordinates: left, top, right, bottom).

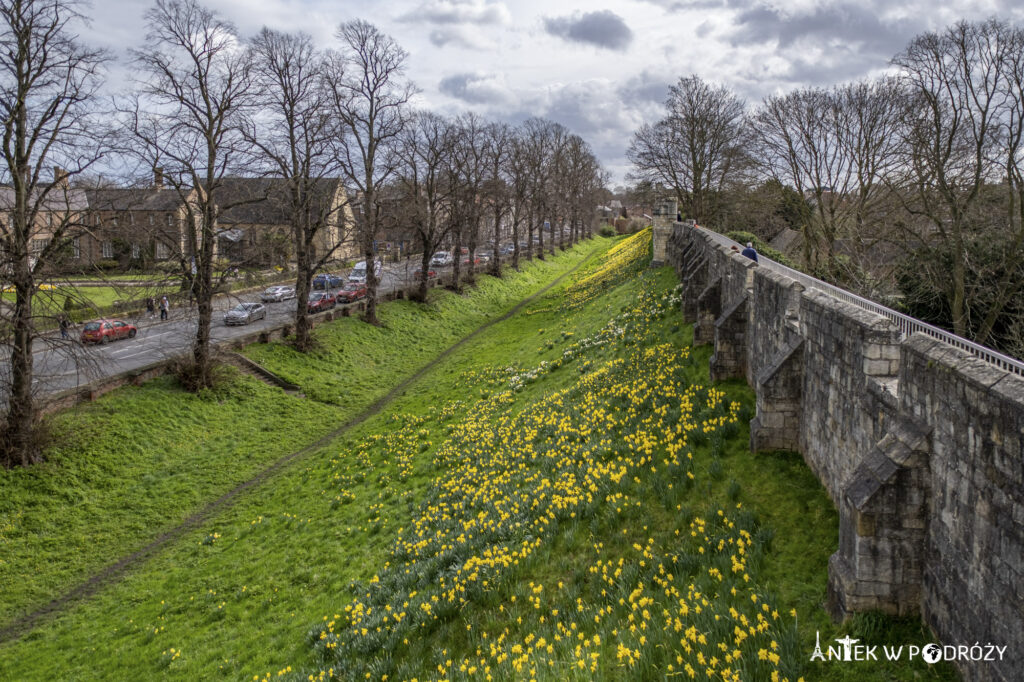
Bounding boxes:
543 10 633 51
438 72 514 105
636 0 752 12
428 26 490 49
616 71 671 107
399 0 510 26
728 3 912 57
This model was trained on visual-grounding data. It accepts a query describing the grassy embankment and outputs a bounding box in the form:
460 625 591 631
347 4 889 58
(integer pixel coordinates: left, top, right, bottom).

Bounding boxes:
0 232 955 681
0 241 600 640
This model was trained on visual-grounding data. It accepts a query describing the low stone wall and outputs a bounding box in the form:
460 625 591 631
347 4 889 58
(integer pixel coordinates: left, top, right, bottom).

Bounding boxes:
40 274 452 416
667 223 1024 682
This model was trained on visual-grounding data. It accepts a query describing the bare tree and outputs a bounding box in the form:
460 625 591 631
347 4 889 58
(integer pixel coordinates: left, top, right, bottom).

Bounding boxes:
506 127 532 269
0 0 106 466
248 28 350 351
991 23 1024 347
123 0 254 390
628 75 748 225
752 78 902 281
891 19 1013 337
325 19 414 325
548 122 569 254
395 111 453 302
563 133 603 245
520 118 558 260
483 122 511 277
449 113 487 285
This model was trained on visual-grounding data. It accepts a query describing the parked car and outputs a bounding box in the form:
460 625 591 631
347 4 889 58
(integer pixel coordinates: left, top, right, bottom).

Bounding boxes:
348 259 383 283
307 291 336 313
312 273 344 290
81 319 137 345
429 251 453 267
499 244 515 255
462 255 482 266
335 281 367 303
223 302 267 326
414 268 438 280
261 285 296 302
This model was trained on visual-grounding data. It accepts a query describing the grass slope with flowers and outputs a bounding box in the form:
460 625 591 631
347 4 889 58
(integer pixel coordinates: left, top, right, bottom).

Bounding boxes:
0 242 600 635
0 231 956 681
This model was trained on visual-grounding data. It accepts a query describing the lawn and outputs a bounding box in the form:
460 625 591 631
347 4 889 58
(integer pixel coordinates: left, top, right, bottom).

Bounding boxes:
0 240 602 638
0 232 956 681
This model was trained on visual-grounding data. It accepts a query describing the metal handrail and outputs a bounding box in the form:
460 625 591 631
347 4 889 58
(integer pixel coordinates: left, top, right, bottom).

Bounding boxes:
693 225 1024 377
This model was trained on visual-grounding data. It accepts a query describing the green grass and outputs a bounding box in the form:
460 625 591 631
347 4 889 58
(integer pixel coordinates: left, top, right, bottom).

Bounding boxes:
0 235 957 681
0 241 602 639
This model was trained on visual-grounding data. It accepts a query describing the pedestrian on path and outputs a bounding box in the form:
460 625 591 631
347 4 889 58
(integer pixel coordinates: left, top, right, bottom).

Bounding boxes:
741 241 759 263
146 297 156 319
160 296 169 321
59 315 70 339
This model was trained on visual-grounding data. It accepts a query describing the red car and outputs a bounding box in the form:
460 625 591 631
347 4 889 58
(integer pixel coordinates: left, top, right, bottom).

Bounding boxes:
414 268 438 280
307 291 336 313
462 255 482 266
335 282 367 303
80 319 137 345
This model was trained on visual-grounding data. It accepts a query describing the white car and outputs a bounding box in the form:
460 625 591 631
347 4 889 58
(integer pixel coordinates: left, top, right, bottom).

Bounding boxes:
348 259 383 283
260 285 296 302
430 251 453 267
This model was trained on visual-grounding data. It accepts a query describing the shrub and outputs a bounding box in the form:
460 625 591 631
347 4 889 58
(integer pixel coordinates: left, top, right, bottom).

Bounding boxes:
95 259 120 271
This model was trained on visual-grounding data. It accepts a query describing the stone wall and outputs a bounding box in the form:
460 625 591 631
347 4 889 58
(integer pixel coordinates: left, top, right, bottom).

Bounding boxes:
902 336 1024 682
666 223 1024 682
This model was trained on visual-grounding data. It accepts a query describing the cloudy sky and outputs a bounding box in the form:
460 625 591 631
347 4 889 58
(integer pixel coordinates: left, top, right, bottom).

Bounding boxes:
81 0 1024 184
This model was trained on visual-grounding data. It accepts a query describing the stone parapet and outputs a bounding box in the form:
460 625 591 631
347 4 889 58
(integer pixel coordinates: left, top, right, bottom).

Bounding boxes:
665 224 1024 682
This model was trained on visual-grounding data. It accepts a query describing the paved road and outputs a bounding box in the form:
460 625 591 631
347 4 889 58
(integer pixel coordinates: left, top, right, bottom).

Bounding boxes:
20 261 456 399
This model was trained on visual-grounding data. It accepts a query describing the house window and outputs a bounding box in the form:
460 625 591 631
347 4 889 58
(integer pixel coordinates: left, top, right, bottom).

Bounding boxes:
131 243 141 259
31 238 49 254
110 216 118 227
166 214 174 227
101 240 113 259
72 237 80 259
129 214 135 226
155 242 169 259
148 215 154 226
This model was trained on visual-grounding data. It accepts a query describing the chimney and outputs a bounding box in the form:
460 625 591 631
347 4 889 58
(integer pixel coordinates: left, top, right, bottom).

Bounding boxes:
53 166 69 187
154 166 164 190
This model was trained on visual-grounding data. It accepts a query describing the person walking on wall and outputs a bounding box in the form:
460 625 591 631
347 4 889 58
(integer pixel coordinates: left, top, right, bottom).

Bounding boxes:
160 295 169 321
741 241 759 263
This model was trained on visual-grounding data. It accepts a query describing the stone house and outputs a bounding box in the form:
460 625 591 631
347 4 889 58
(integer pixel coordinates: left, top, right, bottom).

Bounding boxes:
212 177 358 267
0 168 90 272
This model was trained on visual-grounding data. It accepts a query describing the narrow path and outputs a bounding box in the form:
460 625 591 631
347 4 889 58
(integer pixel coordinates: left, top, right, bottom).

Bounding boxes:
0 245 600 646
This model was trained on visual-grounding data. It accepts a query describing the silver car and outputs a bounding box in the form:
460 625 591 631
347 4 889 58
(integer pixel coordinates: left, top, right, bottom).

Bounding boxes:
223 302 267 325
260 285 296 302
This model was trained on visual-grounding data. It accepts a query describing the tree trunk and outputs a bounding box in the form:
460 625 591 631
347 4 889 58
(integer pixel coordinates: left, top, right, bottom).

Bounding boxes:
490 208 502 277
536 213 545 261
417 248 431 302
466 219 478 285
294 240 313 350
451 231 463 292
525 209 534 261
2 271 37 468
363 242 379 324
191 211 215 390
512 211 521 269
950 236 967 337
